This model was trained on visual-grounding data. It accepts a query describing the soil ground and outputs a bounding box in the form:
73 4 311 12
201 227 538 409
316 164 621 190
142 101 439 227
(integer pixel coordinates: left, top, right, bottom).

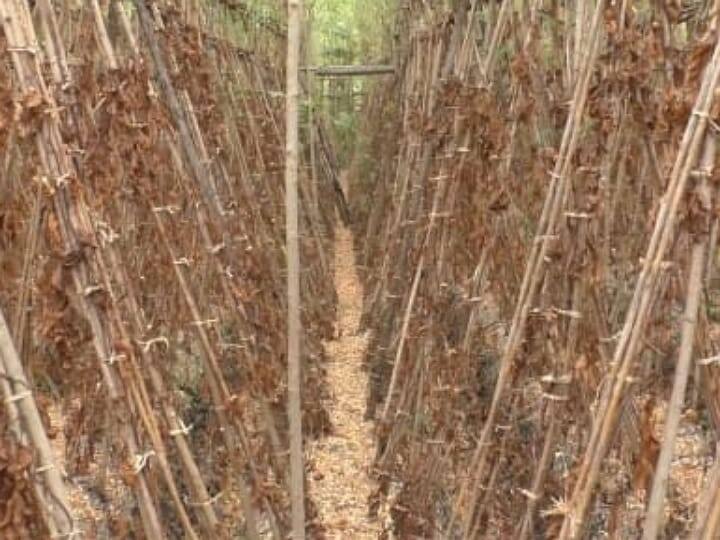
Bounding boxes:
307 216 382 539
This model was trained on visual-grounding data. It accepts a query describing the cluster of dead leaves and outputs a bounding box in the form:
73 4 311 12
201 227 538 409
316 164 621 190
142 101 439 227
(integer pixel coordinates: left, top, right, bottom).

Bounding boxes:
355 1 720 537
0 432 48 539
0 74 49 145
0 74 14 147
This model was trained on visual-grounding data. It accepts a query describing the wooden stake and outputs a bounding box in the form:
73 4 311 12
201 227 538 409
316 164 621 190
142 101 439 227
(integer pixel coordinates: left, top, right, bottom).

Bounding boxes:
286 1 306 538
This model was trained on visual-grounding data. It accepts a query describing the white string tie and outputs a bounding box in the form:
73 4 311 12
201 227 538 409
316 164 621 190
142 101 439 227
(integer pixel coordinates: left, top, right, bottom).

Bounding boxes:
55 173 71 188
691 167 713 179
517 488 539 500
51 528 83 539
34 462 55 474
534 234 559 244
98 224 120 246
564 211 592 220
191 318 218 327
83 285 104 297
189 491 224 507
698 354 720 366
550 307 582 319
599 331 622 343
105 353 126 366
132 450 156 474
136 336 169 352
169 420 194 437
8 47 39 55
4 390 31 404
541 374 572 385
542 392 568 402
152 205 181 214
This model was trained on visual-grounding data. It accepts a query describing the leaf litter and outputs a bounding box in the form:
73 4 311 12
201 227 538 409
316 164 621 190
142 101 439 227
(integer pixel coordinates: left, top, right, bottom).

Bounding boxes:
307 216 384 539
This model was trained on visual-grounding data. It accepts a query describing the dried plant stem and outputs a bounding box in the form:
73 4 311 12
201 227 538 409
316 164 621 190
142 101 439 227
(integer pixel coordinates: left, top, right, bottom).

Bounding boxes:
11 193 42 358
1 1 165 535
643 241 706 538
0 307 72 536
643 134 716 539
107 245 220 534
560 37 720 540
448 0 605 532
691 443 720 539
134 0 223 218
154 210 261 539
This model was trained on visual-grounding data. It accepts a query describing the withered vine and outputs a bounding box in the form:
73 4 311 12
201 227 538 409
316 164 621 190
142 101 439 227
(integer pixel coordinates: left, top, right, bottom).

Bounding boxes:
4 0 720 539
0 1 345 538
353 0 720 538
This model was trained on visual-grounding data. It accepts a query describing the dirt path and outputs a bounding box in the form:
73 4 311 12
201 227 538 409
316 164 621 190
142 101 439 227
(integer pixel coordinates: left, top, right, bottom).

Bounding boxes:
307 220 381 539
47 403 108 537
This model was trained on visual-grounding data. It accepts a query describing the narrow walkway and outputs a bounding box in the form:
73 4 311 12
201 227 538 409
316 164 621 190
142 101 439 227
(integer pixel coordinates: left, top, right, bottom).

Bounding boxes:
307 220 380 539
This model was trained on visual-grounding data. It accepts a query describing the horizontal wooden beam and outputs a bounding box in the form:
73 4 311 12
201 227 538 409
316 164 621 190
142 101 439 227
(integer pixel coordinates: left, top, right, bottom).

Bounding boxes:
302 64 395 77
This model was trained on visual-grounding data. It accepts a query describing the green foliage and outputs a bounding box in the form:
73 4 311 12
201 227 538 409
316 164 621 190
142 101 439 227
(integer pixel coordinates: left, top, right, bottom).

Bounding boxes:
204 0 285 52
212 0 397 165
310 0 394 64
309 0 396 164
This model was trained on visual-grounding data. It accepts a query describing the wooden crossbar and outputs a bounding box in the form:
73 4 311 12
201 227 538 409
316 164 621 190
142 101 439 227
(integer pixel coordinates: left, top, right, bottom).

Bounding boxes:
302 64 395 77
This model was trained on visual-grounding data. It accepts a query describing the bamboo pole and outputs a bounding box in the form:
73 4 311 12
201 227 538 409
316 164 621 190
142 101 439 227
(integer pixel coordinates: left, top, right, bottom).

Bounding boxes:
560 36 720 540
302 64 395 77
1 1 165 536
643 135 716 540
0 307 73 536
286 1 306 538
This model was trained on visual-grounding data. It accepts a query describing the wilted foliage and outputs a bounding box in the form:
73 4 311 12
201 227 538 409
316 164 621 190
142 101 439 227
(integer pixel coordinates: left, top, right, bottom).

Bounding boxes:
4 0 720 538
0 419 49 540
0 1 344 537
352 0 720 538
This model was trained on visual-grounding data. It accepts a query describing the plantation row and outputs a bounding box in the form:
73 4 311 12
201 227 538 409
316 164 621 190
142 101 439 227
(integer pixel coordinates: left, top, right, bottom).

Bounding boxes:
0 1 344 537
4 0 720 539
351 0 720 538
